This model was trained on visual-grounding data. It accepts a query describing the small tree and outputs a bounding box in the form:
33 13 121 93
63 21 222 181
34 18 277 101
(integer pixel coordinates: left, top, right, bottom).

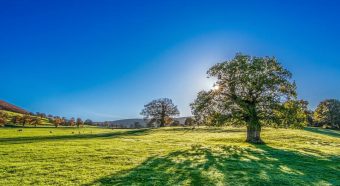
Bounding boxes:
31 117 42 127
76 118 83 128
21 114 33 127
69 117 75 127
40 113 47 118
0 111 8 127
11 115 21 125
314 99 340 129
141 98 180 127
134 122 142 128
60 117 67 126
191 54 296 143
184 117 194 126
0 118 5 127
53 117 62 128
84 119 93 125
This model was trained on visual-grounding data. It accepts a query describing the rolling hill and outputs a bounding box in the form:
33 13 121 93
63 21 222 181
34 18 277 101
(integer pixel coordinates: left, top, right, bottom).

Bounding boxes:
0 100 28 114
96 117 190 128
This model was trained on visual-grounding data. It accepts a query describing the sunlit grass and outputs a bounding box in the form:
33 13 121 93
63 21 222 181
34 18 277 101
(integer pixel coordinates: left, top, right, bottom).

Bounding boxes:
0 127 339 185
2 110 52 126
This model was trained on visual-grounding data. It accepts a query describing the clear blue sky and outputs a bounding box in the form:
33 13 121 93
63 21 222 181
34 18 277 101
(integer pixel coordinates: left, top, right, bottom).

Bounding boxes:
1 0 339 121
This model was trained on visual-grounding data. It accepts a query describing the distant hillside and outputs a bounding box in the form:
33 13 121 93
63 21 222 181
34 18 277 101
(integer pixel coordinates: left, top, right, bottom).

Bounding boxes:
0 100 28 114
96 117 190 128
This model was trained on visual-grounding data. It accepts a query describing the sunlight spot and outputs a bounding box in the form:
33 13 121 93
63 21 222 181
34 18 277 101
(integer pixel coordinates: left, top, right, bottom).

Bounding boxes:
279 165 304 175
213 84 220 91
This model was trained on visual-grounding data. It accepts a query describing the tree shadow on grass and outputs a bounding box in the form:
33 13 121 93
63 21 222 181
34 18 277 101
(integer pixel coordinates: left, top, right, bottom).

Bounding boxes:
86 144 339 186
161 127 245 134
0 129 150 145
304 127 340 138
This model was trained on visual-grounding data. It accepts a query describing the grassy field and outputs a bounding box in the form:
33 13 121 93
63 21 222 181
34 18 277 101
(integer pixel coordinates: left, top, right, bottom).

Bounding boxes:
0 127 339 185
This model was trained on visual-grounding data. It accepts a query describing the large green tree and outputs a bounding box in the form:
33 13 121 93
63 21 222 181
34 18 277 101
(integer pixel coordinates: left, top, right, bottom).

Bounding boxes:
314 99 340 129
141 98 180 127
191 53 296 143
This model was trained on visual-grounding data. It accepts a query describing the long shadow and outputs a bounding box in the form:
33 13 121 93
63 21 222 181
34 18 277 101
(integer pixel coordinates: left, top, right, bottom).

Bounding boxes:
304 127 340 138
161 127 245 133
85 144 339 186
0 129 150 145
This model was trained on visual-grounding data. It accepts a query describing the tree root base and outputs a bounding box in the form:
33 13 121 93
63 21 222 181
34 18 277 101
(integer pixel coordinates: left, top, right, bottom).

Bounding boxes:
246 139 265 144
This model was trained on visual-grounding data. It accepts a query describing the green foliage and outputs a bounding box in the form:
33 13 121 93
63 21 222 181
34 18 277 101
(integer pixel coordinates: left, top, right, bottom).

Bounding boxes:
0 111 52 127
205 112 229 126
273 100 309 129
191 53 296 143
314 99 340 129
190 90 214 125
0 127 339 185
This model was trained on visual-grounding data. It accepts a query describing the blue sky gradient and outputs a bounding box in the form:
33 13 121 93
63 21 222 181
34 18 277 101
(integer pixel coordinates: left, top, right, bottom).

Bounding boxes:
1 0 339 121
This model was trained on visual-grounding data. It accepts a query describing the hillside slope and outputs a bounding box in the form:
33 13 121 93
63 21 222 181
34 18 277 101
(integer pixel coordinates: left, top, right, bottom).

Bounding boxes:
0 100 28 114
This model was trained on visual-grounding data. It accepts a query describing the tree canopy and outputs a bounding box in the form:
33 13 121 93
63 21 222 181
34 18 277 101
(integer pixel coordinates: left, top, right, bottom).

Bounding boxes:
191 53 297 143
314 99 340 129
141 98 180 127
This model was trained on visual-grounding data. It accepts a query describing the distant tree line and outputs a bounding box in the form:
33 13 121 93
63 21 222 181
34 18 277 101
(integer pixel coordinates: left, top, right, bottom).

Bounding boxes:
0 111 93 128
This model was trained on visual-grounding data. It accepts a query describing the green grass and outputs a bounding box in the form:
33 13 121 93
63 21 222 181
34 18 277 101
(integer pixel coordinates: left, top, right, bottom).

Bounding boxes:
0 127 339 185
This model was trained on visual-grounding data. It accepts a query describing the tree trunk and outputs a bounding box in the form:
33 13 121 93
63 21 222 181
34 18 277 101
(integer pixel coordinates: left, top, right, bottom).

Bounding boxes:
159 119 165 127
246 118 263 144
160 109 166 127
